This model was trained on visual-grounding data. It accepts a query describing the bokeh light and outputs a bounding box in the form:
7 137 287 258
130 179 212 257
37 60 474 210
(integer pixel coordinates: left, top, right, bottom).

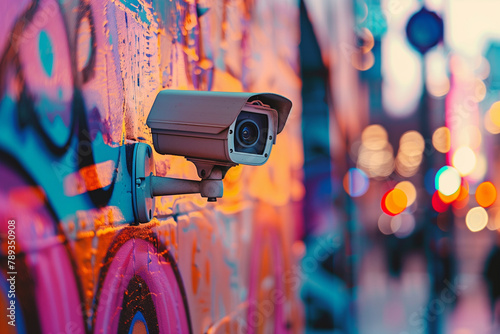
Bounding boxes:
432 126 451 153
359 28 375 54
369 150 395 178
358 125 395 178
378 213 393 235
475 181 497 208
395 152 422 177
395 130 425 177
361 124 388 150
484 120 500 135
351 51 375 71
395 181 417 206
427 76 450 97
432 191 449 213
484 104 500 134
382 188 408 216
435 166 461 196
343 168 370 197
465 206 488 232
391 213 416 238
399 130 425 154
486 207 500 231
473 78 486 102
438 188 460 204
452 146 477 176
487 101 500 129
358 143 395 178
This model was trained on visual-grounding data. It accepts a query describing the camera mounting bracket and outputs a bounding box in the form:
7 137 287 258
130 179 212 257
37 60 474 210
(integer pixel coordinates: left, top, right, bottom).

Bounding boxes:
132 143 235 223
187 158 236 179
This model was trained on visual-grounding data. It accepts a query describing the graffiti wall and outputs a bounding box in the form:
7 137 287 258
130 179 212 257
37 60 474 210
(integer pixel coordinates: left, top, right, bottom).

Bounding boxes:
0 0 303 333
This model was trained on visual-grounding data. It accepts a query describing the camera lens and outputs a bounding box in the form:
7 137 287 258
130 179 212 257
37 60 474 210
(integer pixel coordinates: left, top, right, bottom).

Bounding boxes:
236 120 260 147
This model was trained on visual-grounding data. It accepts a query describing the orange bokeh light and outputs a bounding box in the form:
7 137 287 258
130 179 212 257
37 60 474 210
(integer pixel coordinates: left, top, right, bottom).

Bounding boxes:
475 181 497 208
381 189 407 216
438 188 460 204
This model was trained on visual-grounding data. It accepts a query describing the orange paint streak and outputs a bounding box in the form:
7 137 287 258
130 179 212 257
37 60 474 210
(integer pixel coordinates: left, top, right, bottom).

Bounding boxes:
8 186 46 209
77 206 125 227
95 225 128 237
205 259 210 285
170 228 176 247
63 160 115 196
191 238 200 295
76 230 95 239
205 302 249 334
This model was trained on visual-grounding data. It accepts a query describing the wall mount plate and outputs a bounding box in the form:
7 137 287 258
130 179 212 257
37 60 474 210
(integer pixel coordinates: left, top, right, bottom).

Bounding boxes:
132 143 155 223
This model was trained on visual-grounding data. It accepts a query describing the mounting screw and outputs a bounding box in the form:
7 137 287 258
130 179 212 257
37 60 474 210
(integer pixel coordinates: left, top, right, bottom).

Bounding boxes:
265 153 268 157
229 130 233 134
136 178 142 185
269 135 272 140
230 149 233 153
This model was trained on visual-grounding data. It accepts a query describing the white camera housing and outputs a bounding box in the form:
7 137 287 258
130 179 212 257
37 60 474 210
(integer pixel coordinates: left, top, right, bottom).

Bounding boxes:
146 90 292 166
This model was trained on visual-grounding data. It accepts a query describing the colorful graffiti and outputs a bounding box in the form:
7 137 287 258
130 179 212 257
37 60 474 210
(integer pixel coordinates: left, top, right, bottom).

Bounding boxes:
0 0 303 333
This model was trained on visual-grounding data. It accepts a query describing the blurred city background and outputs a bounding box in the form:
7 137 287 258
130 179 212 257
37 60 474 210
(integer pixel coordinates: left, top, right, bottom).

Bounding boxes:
299 0 500 333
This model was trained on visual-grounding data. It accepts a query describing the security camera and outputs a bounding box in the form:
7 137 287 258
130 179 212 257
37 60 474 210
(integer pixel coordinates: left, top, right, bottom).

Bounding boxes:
131 90 292 223
146 90 292 166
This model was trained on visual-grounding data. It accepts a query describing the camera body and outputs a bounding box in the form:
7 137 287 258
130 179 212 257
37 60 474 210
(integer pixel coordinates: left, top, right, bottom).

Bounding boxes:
146 90 292 166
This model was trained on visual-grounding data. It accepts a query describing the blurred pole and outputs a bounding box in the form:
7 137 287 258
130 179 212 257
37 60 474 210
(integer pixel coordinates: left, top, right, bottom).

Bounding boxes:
419 58 440 334
405 6 450 333
421 55 455 334
299 0 342 332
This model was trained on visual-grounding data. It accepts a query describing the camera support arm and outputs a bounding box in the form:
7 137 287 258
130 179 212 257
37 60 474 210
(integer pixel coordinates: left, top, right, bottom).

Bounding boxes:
132 143 234 223
150 176 201 197
149 171 225 200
